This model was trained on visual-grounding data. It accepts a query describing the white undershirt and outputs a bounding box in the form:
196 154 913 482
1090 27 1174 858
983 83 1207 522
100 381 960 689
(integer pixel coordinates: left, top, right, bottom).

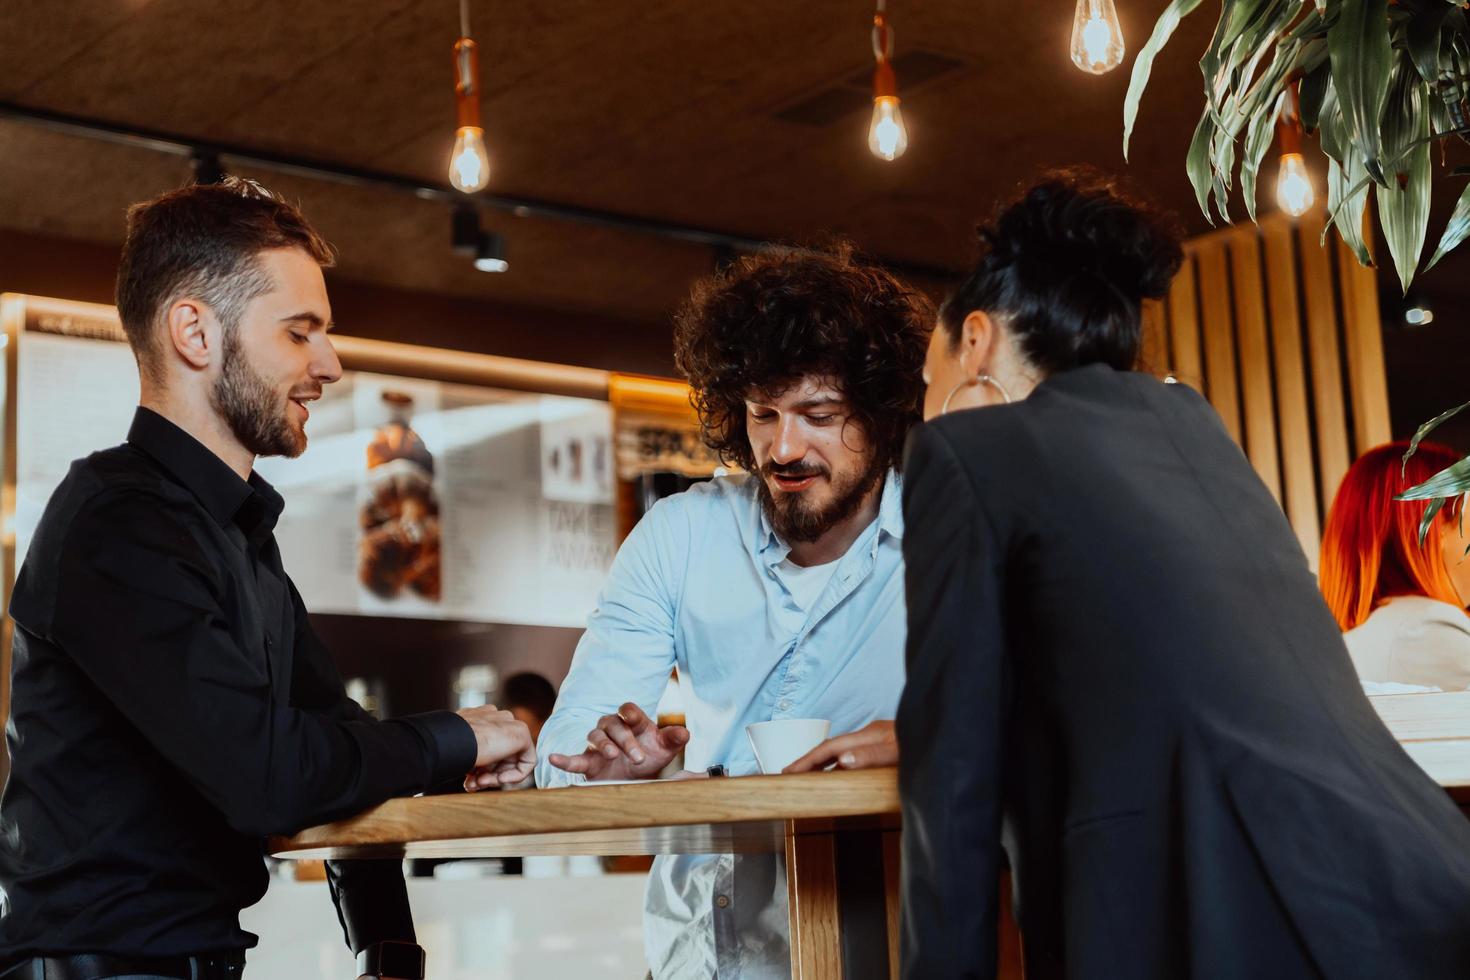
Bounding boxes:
775 556 841 613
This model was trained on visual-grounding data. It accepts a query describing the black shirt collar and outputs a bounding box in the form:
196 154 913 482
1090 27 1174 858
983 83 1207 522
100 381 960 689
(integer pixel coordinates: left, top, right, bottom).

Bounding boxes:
126 407 284 540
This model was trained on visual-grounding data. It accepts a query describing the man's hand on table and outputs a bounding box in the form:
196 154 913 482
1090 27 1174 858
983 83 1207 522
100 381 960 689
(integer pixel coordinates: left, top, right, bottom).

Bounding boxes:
547 702 689 781
456 705 537 792
783 720 897 773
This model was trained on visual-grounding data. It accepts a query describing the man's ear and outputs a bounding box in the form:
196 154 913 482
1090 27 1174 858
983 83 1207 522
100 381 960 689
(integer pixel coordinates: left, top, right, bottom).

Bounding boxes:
164 299 213 371
959 310 999 377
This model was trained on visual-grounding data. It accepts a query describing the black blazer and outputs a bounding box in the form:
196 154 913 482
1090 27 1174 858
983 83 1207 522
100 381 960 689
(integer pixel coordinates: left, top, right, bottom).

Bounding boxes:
897 364 1470 980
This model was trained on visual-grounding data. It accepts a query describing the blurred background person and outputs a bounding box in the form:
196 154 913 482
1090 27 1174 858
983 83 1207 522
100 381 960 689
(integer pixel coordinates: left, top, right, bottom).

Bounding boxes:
503 671 558 746
1320 441 1470 692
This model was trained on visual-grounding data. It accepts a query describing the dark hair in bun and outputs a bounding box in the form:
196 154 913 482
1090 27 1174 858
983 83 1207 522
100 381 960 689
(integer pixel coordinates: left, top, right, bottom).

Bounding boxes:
939 167 1183 373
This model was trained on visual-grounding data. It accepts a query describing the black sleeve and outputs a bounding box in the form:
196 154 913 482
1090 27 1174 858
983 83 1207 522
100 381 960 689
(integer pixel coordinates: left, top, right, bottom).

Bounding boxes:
49 490 477 839
284 578 428 954
897 423 1012 980
326 859 416 955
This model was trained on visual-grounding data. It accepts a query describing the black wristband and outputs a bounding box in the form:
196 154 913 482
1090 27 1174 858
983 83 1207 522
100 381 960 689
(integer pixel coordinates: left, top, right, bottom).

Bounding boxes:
357 940 426 980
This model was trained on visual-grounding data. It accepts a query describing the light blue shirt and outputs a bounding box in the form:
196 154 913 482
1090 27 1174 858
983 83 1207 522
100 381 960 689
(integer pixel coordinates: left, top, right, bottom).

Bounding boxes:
536 470 907 979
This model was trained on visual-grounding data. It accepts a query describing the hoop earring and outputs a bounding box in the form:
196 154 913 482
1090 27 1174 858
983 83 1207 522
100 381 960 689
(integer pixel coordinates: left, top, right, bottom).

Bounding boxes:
940 374 1013 416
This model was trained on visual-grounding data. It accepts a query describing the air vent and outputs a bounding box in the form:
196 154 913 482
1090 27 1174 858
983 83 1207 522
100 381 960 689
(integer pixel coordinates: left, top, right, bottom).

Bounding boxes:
772 48 968 127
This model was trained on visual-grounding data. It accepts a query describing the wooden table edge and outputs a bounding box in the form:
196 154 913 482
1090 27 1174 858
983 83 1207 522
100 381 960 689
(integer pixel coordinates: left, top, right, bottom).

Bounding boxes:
270 767 901 857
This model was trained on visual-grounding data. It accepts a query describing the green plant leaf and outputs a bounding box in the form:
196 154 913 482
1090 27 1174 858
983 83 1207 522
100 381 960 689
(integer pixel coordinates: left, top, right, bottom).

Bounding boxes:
1211 122 1237 219
1431 92 1453 135
1221 0 1276 52
1376 58 1433 293
1403 400 1470 471
1212 3 1296 132
1203 6 1238 122
1329 0 1394 183
1415 495 1448 547
1243 92 1288 221
1286 3 1334 40
1327 146 1373 265
1318 87 1346 162
1124 0 1207 159
1398 454 1470 503
1407 1 1455 83
1322 124 1451 232
1187 110 1219 222
1426 180 1470 270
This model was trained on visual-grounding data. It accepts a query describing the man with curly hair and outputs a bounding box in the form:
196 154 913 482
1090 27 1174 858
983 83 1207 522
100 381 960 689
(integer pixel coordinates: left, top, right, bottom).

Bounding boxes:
536 245 931 979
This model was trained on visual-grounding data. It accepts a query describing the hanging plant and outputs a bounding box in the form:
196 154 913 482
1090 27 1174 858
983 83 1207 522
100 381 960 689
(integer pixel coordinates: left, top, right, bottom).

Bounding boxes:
1125 0 1470 531
1125 0 1470 294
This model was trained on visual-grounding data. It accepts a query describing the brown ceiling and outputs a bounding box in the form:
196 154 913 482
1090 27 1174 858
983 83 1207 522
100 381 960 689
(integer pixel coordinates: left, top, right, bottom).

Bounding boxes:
5 0 1469 450
0 0 1228 329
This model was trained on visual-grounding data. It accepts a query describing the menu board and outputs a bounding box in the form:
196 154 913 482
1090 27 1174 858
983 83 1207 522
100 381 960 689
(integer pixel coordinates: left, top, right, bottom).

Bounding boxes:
14 326 616 629
254 372 616 626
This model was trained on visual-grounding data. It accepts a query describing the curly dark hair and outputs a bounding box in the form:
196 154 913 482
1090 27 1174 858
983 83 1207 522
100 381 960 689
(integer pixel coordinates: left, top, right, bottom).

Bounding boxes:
672 244 933 474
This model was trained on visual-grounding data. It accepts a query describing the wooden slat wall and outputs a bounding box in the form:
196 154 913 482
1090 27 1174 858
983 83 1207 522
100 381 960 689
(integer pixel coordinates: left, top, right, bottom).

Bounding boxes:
1145 207 1390 569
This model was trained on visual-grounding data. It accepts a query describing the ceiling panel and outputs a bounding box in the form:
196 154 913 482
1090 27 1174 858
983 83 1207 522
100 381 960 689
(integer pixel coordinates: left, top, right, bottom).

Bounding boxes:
0 1 1304 329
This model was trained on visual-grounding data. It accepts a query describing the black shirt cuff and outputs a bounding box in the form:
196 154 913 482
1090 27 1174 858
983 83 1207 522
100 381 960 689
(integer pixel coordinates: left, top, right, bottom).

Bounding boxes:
400 710 478 788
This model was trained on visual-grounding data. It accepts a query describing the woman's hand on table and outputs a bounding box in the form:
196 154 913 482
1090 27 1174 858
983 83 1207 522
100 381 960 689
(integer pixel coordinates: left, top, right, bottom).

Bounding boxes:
783 720 897 773
547 702 689 781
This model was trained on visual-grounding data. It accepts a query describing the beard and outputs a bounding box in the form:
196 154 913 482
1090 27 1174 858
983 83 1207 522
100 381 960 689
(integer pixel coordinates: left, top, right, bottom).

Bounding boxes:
756 453 886 544
210 326 309 459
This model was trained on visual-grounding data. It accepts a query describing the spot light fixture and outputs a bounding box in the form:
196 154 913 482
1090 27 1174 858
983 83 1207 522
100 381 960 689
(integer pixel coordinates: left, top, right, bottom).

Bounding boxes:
451 204 508 273
1403 294 1435 327
474 233 508 273
191 150 226 185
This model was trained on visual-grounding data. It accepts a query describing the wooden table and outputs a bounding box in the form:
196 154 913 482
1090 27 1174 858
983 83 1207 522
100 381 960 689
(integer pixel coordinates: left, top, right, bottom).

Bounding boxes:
272 768 903 979
273 695 1469 980
1372 690 1470 811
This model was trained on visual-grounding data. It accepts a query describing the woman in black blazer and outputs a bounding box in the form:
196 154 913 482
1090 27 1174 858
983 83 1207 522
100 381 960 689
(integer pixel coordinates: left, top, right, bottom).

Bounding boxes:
899 170 1470 980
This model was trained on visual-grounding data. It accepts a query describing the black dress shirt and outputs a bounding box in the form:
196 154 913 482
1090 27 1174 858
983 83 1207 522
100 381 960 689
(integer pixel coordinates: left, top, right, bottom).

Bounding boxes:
0 407 477 959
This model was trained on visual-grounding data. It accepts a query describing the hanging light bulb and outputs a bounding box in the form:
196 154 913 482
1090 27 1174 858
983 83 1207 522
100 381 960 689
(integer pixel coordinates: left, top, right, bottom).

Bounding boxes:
448 1 490 193
450 118 489 193
868 2 908 161
869 97 907 161
1275 82 1314 218
1069 0 1125 74
1276 153 1314 217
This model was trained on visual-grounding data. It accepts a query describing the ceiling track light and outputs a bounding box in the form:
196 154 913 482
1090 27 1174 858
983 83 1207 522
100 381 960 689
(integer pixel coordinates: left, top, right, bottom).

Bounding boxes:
191 150 226 185
867 1 909 162
449 0 491 193
475 233 508 273
0 101 958 282
450 204 508 272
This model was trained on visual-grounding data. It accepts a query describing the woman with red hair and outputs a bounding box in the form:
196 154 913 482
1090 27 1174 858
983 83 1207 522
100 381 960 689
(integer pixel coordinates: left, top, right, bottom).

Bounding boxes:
1320 440 1470 691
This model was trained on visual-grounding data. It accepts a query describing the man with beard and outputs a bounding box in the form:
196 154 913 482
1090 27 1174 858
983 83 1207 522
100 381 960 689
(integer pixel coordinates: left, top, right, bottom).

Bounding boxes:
0 178 535 980
535 246 930 979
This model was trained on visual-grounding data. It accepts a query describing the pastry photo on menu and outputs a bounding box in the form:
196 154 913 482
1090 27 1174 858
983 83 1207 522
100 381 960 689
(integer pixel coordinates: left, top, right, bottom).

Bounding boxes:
359 389 443 603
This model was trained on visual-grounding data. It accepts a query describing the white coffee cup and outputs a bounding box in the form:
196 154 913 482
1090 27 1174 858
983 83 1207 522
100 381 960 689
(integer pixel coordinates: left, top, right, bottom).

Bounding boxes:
746 718 832 775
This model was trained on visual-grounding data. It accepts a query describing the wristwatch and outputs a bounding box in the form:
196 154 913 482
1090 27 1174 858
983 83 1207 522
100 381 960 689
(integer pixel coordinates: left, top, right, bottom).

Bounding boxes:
356 940 426 980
